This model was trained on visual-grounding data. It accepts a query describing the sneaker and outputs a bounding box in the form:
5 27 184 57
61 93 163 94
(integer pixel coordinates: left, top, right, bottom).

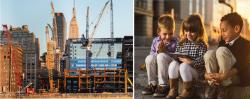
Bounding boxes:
153 85 170 97
142 84 157 95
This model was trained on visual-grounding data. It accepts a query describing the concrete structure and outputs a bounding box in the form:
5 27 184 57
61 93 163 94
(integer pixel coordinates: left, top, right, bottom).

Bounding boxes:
62 37 133 92
0 43 23 93
8 25 40 91
54 13 67 52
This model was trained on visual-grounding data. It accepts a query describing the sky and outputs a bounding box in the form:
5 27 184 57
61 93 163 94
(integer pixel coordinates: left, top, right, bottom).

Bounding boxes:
0 0 133 55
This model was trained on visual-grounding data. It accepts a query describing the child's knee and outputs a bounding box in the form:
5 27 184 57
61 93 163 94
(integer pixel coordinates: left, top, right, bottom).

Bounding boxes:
216 47 231 57
179 63 190 74
157 53 171 62
168 61 179 78
204 50 215 60
145 55 155 64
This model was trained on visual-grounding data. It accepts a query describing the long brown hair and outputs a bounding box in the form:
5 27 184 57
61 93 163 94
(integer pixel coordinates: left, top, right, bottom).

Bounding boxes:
179 14 208 46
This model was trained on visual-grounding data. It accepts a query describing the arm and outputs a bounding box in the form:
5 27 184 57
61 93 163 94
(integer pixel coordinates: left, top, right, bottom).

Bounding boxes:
167 39 178 53
216 68 238 82
205 68 238 85
150 38 157 55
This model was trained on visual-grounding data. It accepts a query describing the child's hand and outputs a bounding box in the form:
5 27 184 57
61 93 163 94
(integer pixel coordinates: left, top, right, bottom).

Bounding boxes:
212 73 227 83
205 73 220 86
178 57 193 65
157 41 166 53
205 73 214 81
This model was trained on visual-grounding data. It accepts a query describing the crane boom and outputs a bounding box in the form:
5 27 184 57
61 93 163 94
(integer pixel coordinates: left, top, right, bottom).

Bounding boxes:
51 1 58 48
87 1 110 48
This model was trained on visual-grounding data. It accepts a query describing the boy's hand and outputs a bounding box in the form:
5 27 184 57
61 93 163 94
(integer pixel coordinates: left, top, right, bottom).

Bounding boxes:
212 73 227 82
205 73 221 86
157 41 166 53
205 73 214 81
205 73 227 86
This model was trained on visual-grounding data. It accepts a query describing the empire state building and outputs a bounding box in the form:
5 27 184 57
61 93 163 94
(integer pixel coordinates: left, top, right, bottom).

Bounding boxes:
68 6 79 39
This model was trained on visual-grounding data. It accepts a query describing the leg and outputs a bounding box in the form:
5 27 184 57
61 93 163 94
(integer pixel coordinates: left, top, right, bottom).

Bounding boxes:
153 53 172 97
157 53 172 85
216 47 236 86
142 54 157 95
179 63 198 82
215 47 237 99
204 50 219 73
177 63 198 99
166 60 180 99
168 60 180 79
204 50 220 99
145 54 157 85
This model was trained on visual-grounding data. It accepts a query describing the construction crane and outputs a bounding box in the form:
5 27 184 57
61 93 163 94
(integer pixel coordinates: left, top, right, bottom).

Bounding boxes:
86 1 110 48
108 0 114 67
80 1 110 92
84 6 91 71
50 1 58 48
45 26 55 92
83 0 110 69
43 1 62 92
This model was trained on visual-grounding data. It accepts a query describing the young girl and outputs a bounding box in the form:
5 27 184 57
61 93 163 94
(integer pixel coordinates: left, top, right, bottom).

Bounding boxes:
142 14 178 97
166 14 208 99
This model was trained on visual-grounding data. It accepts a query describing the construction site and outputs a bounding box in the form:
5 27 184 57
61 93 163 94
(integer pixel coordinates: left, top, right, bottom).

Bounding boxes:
0 0 133 98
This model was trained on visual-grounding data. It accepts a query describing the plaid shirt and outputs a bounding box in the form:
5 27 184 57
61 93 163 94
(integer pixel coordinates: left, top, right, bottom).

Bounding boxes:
176 40 207 79
150 36 178 56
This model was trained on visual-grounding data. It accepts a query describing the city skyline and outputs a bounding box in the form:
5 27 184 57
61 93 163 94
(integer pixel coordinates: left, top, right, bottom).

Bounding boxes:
0 0 133 55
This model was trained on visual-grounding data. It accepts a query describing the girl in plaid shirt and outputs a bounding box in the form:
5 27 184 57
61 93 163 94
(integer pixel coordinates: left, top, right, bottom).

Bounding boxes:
166 14 208 99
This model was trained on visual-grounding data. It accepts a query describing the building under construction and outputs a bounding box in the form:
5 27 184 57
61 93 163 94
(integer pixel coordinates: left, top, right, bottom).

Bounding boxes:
38 36 133 93
63 36 132 93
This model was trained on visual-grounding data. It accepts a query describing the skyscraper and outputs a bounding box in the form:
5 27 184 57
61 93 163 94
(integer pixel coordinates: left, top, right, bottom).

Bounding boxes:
54 13 67 52
68 4 79 39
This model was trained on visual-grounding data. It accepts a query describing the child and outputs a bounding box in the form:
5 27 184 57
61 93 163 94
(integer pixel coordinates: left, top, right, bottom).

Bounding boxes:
204 12 250 99
141 14 178 97
166 14 208 99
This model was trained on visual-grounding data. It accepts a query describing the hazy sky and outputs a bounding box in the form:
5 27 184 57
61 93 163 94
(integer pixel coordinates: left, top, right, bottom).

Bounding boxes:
0 0 133 55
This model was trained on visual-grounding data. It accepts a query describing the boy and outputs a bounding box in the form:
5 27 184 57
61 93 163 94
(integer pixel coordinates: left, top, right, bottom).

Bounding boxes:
142 14 178 97
204 12 250 99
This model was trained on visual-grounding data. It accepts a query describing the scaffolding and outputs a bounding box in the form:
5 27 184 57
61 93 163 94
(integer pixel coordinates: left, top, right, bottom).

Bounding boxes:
122 36 133 92
63 65 126 93
62 36 133 93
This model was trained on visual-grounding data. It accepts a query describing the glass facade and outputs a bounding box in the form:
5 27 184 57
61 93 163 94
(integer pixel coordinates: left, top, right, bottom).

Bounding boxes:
65 38 123 71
